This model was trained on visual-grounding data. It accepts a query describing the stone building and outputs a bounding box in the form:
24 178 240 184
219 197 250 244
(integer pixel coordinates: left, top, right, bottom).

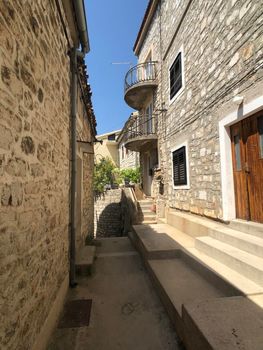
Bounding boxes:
0 1 96 349
94 129 121 166
123 0 263 224
117 113 140 170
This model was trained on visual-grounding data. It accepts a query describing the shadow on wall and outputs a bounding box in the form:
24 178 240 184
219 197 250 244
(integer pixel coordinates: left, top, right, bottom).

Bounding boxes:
121 190 138 234
96 202 122 237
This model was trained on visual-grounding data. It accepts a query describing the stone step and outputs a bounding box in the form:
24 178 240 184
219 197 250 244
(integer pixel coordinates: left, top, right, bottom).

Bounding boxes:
141 220 157 224
138 205 154 211
229 219 263 238
138 199 153 204
138 212 156 219
140 215 157 222
147 258 232 341
75 245 96 276
139 209 156 215
195 236 263 286
210 227 263 258
157 218 167 224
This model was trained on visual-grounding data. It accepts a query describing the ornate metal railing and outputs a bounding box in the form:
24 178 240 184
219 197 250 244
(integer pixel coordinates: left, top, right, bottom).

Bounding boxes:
122 113 157 145
124 62 158 92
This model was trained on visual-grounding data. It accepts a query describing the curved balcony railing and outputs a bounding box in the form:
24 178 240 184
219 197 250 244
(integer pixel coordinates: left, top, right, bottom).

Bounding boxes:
124 61 158 92
122 113 157 147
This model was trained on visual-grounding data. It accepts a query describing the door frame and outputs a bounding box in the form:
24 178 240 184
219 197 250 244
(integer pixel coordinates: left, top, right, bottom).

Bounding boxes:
143 152 152 196
219 95 263 221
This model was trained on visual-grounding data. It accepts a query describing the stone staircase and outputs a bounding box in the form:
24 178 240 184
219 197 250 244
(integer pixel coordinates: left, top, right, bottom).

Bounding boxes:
129 209 263 350
137 198 157 224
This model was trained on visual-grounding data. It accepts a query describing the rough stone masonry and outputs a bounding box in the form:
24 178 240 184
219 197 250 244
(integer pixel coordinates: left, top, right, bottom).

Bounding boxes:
0 1 95 349
136 0 263 220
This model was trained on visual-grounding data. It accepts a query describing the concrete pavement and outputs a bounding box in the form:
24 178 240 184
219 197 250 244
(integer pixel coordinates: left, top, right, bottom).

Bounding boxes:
48 237 183 350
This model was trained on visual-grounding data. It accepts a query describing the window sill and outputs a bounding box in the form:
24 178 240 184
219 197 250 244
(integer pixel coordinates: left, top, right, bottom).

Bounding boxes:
169 85 185 106
173 184 190 190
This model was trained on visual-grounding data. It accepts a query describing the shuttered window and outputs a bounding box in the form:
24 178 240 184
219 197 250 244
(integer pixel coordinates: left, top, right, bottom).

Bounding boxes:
172 146 187 186
170 52 182 100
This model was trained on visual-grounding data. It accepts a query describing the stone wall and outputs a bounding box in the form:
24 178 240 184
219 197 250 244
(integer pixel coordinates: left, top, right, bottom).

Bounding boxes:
0 1 95 349
119 144 140 170
94 189 123 237
137 0 263 220
82 152 94 240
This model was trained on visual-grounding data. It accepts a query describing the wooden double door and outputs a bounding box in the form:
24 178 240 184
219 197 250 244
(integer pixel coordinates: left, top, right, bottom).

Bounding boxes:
231 112 263 223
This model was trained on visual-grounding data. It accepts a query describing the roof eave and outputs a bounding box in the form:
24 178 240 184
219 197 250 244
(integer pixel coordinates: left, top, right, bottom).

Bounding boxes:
133 0 160 57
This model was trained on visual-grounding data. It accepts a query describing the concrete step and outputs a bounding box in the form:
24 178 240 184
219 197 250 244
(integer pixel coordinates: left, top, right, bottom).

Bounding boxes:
195 236 263 286
182 296 263 350
131 223 263 296
229 219 263 238
210 227 263 258
130 224 182 260
167 210 218 237
130 222 263 349
75 245 96 276
147 258 232 341
187 247 263 296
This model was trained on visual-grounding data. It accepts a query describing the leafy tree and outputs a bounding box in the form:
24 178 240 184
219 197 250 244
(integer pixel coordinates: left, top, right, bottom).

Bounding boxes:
93 157 115 193
120 167 141 184
94 159 141 193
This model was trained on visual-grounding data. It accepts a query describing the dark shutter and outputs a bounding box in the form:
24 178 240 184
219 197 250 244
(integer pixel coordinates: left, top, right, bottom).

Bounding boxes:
173 146 187 186
170 52 182 100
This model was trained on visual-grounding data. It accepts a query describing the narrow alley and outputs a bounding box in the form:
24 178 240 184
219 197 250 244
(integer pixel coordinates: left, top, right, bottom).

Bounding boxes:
1 0 263 349
48 237 183 350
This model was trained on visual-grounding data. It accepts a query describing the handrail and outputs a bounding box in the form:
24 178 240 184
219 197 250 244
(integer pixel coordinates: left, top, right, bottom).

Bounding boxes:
122 113 157 144
124 61 158 91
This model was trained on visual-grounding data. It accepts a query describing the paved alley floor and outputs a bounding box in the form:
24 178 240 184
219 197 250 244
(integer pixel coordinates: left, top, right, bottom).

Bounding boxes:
48 237 183 350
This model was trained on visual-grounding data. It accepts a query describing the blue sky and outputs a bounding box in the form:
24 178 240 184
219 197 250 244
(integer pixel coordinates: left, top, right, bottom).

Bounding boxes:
85 0 148 135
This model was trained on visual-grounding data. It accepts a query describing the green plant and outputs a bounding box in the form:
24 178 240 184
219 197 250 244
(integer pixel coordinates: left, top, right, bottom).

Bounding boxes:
93 157 115 193
120 167 141 184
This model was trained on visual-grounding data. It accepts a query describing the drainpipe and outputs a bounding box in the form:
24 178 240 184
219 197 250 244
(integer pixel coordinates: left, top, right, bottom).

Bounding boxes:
73 0 90 54
69 0 90 287
69 47 78 287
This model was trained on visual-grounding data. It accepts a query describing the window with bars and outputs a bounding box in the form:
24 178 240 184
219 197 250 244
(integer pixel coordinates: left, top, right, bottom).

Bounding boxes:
170 52 182 100
172 146 187 186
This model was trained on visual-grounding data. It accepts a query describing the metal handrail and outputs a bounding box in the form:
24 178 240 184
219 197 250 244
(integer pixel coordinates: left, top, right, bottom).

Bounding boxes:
124 62 158 91
122 113 157 144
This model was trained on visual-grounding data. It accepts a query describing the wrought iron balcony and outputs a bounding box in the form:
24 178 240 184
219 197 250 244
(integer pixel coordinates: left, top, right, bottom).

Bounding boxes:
122 113 158 152
124 62 158 110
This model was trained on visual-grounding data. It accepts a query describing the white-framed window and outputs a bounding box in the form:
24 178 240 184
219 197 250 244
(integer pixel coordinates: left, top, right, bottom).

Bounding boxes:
171 141 190 189
169 46 185 104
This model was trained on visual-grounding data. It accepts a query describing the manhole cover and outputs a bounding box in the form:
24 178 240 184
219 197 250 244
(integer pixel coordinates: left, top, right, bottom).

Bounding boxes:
58 299 92 328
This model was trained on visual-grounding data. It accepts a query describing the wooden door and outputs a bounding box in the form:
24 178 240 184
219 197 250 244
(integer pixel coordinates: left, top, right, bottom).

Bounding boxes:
231 112 263 223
